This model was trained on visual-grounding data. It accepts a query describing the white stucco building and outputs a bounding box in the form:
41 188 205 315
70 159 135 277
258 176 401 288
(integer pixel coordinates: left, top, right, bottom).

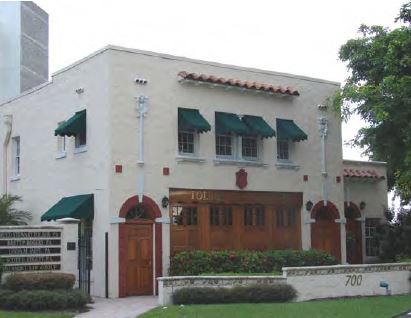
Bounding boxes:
0 46 388 297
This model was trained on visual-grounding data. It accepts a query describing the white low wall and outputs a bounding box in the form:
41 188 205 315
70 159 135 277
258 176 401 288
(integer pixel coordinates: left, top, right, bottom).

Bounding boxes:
157 275 286 305
284 263 411 301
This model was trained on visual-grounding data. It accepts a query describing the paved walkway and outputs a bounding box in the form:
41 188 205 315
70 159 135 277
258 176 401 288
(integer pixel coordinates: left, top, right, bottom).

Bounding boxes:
75 296 158 318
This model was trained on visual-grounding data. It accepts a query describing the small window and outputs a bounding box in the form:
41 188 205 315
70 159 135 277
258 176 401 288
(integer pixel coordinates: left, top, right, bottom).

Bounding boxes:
287 208 296 227
222 207 232 226
365 218 380 257
56 122 66 156
276 208 284 227
186 207 198 225
216 134 233 157
126 204 149 220
277 138 289 160
256 207 265 226
178 131 195 154
171 206 198 226
75 131 87 148
12 136 20 176
210 207 220 226
244 207 253 226
242 136 258 159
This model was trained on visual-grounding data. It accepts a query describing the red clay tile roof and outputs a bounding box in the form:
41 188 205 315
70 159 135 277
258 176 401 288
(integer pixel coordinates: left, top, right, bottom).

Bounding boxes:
343 168 385 180
178 71 300 96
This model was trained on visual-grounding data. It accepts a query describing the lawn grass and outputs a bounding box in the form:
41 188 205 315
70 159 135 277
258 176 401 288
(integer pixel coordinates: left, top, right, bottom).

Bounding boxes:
0 311 73 318
140 295 411 318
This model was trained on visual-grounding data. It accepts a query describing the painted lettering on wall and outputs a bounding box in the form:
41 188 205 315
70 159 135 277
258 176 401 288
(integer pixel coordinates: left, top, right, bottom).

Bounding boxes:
0 230 62 273
191 191 221 201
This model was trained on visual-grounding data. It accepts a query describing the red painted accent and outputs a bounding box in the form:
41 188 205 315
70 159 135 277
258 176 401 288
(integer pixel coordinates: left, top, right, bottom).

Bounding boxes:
303 175 308 182
115 165 123 173
235 169 248 189
118 195 162 297
336 176 341 183
163 167 170 176
310 200 340 219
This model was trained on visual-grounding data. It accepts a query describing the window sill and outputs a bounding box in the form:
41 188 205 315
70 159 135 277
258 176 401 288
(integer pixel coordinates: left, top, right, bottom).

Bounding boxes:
275 161 300 170
176 155 206 163
214 158 267 167
73 145 87 154
55 151 67 159
10 175 21 182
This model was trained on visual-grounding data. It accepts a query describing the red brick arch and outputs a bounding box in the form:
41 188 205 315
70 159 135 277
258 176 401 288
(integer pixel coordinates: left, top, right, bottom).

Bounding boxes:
310 200 341 262
118 195 162 297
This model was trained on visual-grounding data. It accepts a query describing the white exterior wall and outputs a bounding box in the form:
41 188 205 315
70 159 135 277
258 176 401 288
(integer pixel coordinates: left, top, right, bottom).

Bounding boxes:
0 52 112 296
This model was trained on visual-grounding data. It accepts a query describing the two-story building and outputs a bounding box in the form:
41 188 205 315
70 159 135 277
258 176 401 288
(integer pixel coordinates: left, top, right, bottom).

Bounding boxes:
0 45 388 297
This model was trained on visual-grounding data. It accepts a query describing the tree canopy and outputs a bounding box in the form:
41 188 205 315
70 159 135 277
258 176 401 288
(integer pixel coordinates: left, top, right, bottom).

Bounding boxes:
336 2 411 204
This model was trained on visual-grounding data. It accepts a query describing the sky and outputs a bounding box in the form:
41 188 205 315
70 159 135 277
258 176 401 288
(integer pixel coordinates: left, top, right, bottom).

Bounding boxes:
31 0 406 160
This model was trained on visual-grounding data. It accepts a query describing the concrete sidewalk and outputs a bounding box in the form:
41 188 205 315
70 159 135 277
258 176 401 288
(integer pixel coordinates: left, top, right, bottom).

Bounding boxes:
75 296 158 318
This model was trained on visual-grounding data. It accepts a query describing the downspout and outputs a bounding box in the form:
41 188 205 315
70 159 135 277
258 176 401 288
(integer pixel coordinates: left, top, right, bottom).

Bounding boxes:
3 115 12 195
136 95 148 199
319 117 328 206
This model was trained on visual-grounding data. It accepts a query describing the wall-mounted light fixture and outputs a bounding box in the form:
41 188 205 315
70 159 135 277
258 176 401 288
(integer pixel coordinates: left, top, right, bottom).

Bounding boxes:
306 200 313 211
75 88 84 94
161 196 169 208
359 201 366 210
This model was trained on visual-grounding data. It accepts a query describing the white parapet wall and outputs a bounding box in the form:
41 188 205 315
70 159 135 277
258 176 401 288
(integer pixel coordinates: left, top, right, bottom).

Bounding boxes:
283 263 411 301
157 275 287 305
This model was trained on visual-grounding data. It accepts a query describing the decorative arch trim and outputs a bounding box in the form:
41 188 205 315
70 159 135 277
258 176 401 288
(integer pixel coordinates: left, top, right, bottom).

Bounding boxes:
118 195 163 297
344 201 362 219
310 200 340 220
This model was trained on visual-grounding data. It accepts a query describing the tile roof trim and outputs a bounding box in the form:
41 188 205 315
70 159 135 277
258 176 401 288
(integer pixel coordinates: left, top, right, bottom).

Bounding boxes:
343 168 385 180
178 71 299 97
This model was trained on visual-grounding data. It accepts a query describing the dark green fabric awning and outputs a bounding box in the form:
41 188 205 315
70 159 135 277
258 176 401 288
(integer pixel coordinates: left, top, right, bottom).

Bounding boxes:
41 194 94 221
215 112 250 135
178 108 211 133
276 119 308 142
242 115 276 138
55 110 86 137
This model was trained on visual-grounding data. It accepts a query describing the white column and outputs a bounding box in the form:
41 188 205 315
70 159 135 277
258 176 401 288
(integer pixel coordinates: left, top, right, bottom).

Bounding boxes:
136 95 148 165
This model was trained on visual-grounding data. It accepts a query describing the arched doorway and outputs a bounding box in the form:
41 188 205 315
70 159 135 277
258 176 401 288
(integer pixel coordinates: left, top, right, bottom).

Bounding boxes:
118 195 162 297
311 201 341 262
345 202 363 264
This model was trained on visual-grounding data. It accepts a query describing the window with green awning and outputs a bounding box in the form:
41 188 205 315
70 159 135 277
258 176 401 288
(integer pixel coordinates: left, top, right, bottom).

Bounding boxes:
55 110 86 137
178 108 211 133
276 118 308 142
215 112 250 135
41 194 94 221
242 115 276 138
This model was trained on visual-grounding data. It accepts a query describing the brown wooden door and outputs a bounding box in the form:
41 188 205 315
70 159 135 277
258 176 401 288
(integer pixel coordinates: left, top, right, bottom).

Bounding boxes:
311 219 341 262
126 223 153 296
346 219 363 264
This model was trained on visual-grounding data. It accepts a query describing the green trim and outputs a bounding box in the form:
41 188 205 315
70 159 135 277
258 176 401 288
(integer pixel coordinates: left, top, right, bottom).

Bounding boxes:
215 112 250 135
41 194 94 221
276 118 307 142
54 110 86 137
178 108 211 133
242 115 276 138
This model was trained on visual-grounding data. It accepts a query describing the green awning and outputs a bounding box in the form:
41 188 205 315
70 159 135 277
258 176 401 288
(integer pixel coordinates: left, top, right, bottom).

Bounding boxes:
178 108 211 133
41 194 94 221
276 119 308 142
242 115 276 138
215 112 250 135
55 110 86 137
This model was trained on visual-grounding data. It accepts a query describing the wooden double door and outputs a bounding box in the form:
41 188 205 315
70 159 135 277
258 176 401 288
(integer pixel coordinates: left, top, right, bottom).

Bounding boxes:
125 223 153 296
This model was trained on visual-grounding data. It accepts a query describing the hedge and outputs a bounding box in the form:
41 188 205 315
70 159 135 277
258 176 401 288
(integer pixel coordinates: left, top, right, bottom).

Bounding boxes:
3 272 76 291
173 284 297 304
0 289 89 310
169 249 337 275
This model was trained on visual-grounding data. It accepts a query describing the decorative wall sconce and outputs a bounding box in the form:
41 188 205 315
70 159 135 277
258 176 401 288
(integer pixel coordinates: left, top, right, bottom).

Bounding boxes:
305 200 313 211
359 201 366 210
161 196 169 208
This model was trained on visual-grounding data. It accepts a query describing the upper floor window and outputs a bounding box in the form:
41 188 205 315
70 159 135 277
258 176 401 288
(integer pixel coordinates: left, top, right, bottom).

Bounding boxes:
75 130 87 149
242 136 258 159
178 108 211 156
216 134 233 157
11 136 20 177
54 109 87 152
276 119 307 162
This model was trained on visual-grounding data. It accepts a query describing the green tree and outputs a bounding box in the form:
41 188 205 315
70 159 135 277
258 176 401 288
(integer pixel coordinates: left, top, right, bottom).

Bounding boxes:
0 194 31 225
336 2 411 204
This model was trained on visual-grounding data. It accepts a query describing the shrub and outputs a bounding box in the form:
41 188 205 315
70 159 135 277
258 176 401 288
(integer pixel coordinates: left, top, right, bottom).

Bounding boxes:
3 272 75 291
0 258 3 282
173 284 297 304
0 289 89 310
169 249 337 276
